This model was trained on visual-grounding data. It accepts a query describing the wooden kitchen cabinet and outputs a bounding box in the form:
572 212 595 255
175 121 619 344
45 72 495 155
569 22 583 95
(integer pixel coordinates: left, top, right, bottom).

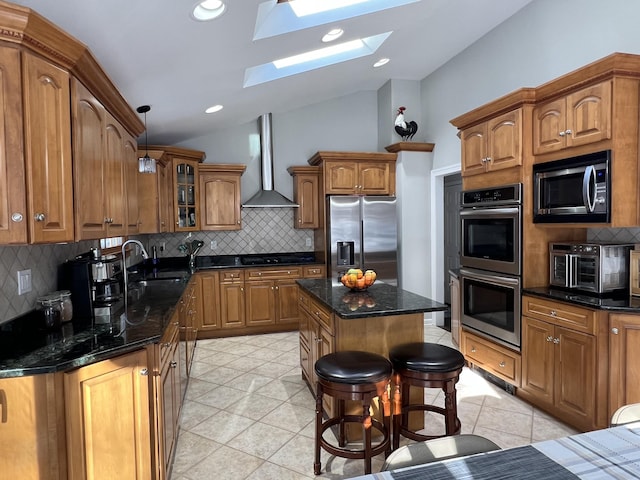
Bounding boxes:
533 81 611 155
174 158 199 231
288 166 321 229
23 51 74 243
199 164 246 230
0 373 67 479
197 265 325 338
0 46 27 244
72 79 134 239
124 132 140 235
155 314 181 480
308 151 397 196
64 348 152 480
196 271 221 333
461 329 521 387
519 295 609 431
245 267 303 327
609 313 640 420
220 269 246 329
298 289 335 415
138 146 205 234
460 109 522 177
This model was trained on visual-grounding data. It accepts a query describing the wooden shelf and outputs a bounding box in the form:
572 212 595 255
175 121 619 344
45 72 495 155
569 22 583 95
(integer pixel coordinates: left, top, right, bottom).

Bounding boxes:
384 142 435 153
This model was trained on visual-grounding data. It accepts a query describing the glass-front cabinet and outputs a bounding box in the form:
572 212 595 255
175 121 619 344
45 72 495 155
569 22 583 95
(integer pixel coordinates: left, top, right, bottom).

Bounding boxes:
173 158 200 231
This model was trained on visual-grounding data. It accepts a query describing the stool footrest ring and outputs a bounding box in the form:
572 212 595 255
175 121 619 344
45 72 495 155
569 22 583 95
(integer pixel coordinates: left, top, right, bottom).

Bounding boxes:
319 416 390 459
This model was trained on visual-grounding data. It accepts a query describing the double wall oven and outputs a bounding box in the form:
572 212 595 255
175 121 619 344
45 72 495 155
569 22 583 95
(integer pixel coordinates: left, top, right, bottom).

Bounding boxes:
459 184 522 350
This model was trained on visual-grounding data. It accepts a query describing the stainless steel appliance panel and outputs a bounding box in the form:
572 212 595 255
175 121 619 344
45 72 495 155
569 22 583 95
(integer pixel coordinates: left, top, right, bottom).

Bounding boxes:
460 267 521 350
327 196 398 286
460 184 522 276
533 150 610 223
549 242 633 293
362 196 397 286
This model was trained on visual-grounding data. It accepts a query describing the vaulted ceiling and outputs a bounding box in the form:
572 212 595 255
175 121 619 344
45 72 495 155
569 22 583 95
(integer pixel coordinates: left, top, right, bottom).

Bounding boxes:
10 0 534 144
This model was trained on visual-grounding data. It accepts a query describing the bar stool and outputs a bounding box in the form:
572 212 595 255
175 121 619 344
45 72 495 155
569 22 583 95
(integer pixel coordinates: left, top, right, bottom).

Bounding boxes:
389 342 464 449
314 350 392 475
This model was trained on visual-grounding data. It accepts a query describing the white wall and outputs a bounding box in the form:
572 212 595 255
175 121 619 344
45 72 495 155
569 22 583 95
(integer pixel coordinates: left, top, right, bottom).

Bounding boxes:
421 0 640 172
179 91 379 202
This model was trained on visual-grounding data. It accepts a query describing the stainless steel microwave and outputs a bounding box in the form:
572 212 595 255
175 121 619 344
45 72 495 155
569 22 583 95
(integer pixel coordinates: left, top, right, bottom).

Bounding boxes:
533 150 611 223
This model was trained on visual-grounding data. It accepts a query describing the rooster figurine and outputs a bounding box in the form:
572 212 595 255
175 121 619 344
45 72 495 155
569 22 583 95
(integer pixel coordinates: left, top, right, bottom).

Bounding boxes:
394 106 418 141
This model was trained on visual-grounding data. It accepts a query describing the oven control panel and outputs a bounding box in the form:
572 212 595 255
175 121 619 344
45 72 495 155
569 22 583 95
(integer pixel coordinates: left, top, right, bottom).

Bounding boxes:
461 183 522 207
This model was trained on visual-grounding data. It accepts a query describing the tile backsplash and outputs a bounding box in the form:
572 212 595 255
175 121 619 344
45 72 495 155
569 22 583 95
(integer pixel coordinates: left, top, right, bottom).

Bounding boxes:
587 227 640 244
0 209 314 324
0 241 97 324
148 208 314 257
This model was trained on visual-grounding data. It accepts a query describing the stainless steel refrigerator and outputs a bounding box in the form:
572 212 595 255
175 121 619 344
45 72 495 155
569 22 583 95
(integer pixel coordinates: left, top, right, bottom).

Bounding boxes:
326 196 398 286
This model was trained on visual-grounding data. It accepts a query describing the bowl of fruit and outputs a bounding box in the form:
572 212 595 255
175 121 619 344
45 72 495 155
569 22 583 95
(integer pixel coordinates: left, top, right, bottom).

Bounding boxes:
340 268 376 291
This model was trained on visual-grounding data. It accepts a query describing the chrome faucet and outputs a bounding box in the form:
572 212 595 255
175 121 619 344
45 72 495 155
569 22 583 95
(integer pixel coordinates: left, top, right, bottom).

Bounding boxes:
121 239 149 301
178 239 204 270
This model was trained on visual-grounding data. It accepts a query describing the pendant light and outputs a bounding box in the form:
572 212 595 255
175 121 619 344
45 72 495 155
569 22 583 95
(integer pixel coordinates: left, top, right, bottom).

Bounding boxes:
137 105 156 173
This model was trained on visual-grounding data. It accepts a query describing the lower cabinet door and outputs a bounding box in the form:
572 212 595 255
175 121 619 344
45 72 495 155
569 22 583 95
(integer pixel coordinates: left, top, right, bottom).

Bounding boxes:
0 373 66 479
64 349 152 480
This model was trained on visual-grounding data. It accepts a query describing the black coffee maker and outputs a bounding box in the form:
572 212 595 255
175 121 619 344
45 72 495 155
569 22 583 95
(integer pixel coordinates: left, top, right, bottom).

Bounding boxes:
59 249 124 325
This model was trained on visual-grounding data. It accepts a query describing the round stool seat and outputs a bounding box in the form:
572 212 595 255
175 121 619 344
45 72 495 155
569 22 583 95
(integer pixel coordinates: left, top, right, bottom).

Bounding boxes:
315 351 392 384
389 342 465 373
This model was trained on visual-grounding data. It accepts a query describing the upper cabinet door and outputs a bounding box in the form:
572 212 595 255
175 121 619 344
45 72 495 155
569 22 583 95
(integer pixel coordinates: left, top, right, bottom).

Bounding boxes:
123 133 139 235
533 81 611 155
460 125 487 177
533 98 565 155
565 81 612 149
0 47 27 244
104 112 127 236
72 78 107 240
22 52 74 243
200 172 242 230
486 109 522 171
325 161 358 194
358 162 391 195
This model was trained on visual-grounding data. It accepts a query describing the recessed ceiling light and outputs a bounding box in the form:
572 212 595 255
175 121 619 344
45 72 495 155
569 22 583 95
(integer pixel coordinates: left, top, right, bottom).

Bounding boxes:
192 0 226 21
322 28 344 43
205 104 224 114
373 57 390 67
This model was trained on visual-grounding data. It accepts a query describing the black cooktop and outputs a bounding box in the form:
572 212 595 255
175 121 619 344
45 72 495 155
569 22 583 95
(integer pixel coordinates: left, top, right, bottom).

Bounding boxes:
240 253 316 265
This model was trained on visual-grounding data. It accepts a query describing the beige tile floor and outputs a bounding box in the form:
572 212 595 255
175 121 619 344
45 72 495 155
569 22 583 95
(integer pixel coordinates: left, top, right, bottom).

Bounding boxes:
169 325 578 480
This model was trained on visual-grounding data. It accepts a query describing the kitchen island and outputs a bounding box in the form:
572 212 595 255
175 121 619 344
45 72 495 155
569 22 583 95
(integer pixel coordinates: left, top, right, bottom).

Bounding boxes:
296 279 448 433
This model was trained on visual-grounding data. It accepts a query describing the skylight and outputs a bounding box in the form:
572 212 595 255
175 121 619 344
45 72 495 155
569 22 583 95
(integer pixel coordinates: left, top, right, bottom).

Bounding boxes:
244 32 391 87
254 0 419 40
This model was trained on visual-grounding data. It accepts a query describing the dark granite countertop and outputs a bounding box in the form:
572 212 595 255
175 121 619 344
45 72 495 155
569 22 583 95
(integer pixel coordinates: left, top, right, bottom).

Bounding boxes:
523 286 640 312
0 252 322 379
296 279 448 319
0 279 188 378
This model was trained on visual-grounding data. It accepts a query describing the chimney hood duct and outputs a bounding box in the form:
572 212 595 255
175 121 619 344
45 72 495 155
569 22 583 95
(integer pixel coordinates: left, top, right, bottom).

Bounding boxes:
242 113 299 208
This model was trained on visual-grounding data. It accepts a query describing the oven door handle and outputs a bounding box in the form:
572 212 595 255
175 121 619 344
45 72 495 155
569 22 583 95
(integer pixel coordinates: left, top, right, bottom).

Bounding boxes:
582 166 596 213
460 268 520 287
568 254 581 288
460 206 520 217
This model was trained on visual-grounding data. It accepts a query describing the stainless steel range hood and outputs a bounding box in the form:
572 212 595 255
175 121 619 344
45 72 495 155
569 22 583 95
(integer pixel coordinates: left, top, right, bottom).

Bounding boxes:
242 113 299 208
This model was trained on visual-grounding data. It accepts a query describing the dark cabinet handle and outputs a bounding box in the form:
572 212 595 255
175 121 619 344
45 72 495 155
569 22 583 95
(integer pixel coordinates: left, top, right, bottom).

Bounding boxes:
0 389 6 423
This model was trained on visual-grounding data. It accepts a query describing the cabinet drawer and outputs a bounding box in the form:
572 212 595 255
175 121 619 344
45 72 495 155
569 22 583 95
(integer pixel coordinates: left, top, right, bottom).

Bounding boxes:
522 295 596 334
220 269 244 282
304 265 325 278
299 290 311 312
159 319 179 365
309 299 333 333
462 330 521 387
246 267 301 280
